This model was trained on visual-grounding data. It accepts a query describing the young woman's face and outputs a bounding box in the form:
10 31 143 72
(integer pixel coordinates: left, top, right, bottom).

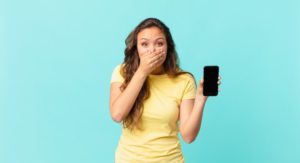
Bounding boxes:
137 27 167 58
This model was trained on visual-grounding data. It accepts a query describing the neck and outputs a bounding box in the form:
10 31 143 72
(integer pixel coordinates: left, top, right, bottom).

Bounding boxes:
150 66 165 75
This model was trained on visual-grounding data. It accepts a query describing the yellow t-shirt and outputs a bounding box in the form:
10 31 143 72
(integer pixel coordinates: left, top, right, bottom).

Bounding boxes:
110 64 196 163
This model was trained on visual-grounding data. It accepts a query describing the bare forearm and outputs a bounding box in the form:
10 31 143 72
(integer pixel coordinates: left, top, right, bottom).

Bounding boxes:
182 98 207 143
111 69 147 121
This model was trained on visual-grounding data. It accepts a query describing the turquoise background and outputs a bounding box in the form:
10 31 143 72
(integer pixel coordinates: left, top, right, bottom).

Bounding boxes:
1 0 299 162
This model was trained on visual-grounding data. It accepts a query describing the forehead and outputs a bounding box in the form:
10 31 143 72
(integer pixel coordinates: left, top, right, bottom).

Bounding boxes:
137 27 165 40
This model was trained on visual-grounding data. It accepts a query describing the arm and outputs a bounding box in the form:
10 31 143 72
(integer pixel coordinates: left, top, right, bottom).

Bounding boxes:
109 50 166 123
179 97 207 144
110 69 147 122
179 78 221 143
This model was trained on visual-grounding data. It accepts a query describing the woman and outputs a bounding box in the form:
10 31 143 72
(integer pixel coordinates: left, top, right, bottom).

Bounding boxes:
110 18 221 163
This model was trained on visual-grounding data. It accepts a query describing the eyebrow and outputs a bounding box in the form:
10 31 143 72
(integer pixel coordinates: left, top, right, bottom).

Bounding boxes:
140 37 165 41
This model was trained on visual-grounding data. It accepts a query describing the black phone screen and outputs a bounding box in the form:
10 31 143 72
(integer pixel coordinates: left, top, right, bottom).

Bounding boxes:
203 66 219 96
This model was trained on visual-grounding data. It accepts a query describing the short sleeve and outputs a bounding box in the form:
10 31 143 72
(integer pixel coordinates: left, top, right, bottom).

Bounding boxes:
110 64 125 83
182 75 196 100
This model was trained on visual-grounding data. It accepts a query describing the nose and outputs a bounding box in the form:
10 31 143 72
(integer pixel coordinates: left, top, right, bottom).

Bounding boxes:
149 45 156 53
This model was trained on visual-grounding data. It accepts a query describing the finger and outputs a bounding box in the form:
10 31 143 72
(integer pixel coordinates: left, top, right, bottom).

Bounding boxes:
157 51 167 63
149 52 164 64
148 56 157 65
156 56 165 66
146 52 159 62
218 76 221 80
142 50 156 63
218 88 221 92
200 78 204 85
158 51 167 62
153 55 164 66
150 50 164 59
140 51 152 62
146 49 166 66
218 81 221 85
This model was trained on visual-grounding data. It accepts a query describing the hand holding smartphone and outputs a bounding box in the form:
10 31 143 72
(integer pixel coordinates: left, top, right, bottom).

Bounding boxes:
203 66 219 96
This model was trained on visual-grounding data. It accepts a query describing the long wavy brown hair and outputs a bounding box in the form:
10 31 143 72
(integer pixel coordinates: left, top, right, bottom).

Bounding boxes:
120 18 194 131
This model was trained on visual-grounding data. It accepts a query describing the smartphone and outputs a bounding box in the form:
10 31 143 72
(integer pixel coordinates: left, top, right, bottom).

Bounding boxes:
203 66 219 96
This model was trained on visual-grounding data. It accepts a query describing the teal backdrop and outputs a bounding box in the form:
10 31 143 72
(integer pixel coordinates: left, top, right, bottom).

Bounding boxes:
1 0 299 162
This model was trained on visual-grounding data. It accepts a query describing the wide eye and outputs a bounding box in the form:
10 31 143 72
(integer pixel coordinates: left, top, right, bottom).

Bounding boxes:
141 42 148 47
157 42 164 47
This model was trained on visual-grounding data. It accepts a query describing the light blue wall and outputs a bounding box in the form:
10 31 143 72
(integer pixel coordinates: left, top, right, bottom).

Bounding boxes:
1 0 299 162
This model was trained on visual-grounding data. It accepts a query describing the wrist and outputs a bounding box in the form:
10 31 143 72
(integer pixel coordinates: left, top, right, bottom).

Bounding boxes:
136 68 148 79
195 95 207 104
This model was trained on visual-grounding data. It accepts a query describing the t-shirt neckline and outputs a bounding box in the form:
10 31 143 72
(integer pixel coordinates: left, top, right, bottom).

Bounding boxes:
149 73 169 78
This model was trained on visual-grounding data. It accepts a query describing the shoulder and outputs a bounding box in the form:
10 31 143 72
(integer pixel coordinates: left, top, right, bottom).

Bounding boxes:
166 72 196 88
111 63 125 83
113 63 125 71
176 72 195 82
112 63 126 76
